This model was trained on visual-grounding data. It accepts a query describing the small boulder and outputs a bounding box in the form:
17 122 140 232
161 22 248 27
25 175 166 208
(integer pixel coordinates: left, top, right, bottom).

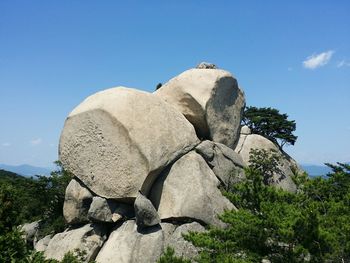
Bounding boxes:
155 68 245 148
240 125 251 135
63 178 93 225
195 140 245 186
88 196 134 223
44 224 107 262
196 62 217 69
34 234 52 252
59 87 199 200
95 220 164 263
134 191 160 228
20 220 40 245
150 151 235 227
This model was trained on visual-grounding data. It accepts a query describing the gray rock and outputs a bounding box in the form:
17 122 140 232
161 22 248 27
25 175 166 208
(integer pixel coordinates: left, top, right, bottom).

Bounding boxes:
196 62 217 69
20 220 40 245
155 68 245 148
160 223 177 242
63 178 93 225
134 191 160 228
150 151 235 227
34 234 52 252
196 140 245 186
95 220 164 263
164 222 206 260
59 87 199 200
88 196 134 223
44 224 107 262
234 134 297 193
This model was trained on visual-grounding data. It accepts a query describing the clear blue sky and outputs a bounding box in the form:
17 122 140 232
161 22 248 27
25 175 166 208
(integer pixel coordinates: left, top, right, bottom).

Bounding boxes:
0 1 349 167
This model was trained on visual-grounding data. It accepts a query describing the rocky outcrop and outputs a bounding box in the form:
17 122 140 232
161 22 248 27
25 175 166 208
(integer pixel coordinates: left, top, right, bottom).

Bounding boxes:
44 224 107 262
150 151 235 227
155 68 245 148
41 63 303 262
63 179 93 224
59 87 199 200
196 140 245 186
95 221 164 263
234 133 297 193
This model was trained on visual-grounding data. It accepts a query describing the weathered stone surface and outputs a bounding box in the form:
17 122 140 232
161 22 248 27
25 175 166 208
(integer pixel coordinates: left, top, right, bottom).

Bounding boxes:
196 62 217 69
240 125 251 135
150 151 235 227
95 220 164 263
20 220 40 244
134 191 160 228
155 68 245 148
88 196 134 223
234 134 297 193
44 224 107 262
160 223 177 242
196 140 245 186
59 87 199 200
165 222 206 260
34 234 52 252
63 178 93 224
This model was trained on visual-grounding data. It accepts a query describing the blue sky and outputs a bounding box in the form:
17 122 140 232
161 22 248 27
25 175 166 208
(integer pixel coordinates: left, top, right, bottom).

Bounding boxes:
0 1 349 167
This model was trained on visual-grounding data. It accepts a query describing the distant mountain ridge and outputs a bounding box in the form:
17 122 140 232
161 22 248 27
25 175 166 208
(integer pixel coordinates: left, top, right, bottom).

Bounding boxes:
0 163 339 177
0 164 52 177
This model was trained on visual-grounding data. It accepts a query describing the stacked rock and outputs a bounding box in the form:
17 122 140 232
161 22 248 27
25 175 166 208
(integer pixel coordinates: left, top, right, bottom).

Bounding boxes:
36 63 298 262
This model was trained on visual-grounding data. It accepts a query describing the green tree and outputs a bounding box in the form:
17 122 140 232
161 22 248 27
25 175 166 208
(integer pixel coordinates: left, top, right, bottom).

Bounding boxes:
242 106 297 150
184 151 349 262
157 247 191 263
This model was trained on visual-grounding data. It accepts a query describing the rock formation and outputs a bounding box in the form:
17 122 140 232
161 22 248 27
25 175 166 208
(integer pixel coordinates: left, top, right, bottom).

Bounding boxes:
154 68 245 148
35 63 301 262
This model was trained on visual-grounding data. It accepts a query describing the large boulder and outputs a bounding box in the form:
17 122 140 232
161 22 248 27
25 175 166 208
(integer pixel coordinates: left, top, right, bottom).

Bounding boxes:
155 67 245 148
95 220 164 263
195 140 245 186
164 222 206 260
63 178 93 224
134 191 160 228
234 133 297 192
150 151 235 227
44 224 107 262
88 196 134 223
59 87 199 200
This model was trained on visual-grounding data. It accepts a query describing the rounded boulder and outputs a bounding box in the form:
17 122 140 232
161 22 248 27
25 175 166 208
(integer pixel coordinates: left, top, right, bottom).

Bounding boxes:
59 87 199 200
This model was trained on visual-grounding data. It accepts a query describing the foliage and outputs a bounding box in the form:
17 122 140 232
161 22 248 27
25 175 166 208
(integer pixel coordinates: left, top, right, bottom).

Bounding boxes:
36 161 73 237
157 247 191 263
0 162 73 262
0 228 28 262
185 150 350 263
242 106 297 149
